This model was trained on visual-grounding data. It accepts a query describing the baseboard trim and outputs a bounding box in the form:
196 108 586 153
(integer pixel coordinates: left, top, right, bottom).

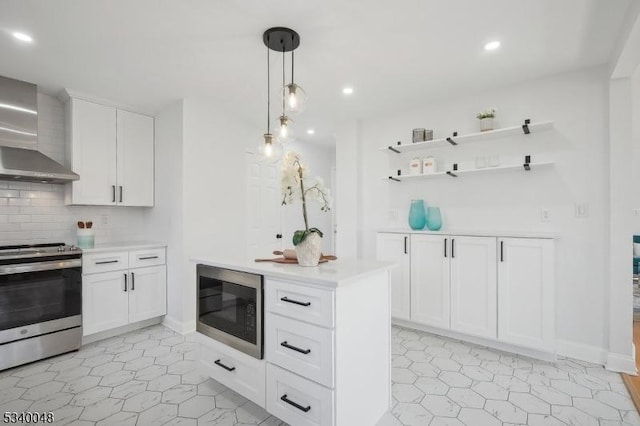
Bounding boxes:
82 317 162 345
393 319 556 362
162 316 196 335
607 351 637 375
556 339 607 365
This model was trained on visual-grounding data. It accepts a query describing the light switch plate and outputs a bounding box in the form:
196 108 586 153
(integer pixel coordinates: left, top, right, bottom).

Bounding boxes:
575 203 588 218
541 209 551 222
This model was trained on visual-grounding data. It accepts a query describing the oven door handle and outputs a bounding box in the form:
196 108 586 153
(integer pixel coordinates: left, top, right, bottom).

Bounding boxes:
0 259 82 275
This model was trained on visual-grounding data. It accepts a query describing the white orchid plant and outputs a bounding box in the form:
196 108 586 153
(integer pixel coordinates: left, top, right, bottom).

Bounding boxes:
281 151 331 246
476 108 496 119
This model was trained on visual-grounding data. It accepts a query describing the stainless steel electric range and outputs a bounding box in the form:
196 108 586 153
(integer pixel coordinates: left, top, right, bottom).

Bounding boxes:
0 243 82 371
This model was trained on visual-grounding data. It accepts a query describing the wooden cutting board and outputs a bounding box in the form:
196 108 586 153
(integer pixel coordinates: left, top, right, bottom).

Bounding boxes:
254 257 329 264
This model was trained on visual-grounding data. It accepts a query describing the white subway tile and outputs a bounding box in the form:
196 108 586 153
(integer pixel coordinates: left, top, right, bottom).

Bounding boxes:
9 215 31 223
8 182 30 190
1 190 20 198
9 198 31 207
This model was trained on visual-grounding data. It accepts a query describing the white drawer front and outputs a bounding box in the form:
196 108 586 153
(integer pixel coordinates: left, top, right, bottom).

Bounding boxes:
266 278 334 328
266 313 334 388
198 333 266 408
83 251 129 274
266 363 334 426
129 248 166 268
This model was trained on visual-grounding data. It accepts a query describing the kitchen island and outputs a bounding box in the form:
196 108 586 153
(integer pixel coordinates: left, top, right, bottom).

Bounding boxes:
191 256 393 426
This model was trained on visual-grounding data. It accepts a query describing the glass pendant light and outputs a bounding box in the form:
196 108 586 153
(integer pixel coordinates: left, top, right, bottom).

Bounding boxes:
283 41 306 115
277 44 294 143
257 33 282 164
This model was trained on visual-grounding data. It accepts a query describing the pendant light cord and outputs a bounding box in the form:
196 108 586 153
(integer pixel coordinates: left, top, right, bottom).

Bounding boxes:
282 42 286 113
266 35 270 133
291 43 295 84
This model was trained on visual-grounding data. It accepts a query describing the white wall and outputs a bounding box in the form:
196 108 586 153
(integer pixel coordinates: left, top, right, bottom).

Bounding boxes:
338 66 614 361
0 93 150 245
144 100 184 331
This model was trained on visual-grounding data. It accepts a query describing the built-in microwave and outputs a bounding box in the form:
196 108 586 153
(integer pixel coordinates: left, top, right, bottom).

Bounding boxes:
196 264 263 359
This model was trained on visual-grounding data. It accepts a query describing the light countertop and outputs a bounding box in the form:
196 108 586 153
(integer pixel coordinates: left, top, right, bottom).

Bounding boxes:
81 241 166 254
191 255 394 288
378 228 559 239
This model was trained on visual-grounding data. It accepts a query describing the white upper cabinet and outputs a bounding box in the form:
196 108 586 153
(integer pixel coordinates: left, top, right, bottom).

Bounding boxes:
498 238 555 351
449 236 497 339
65 96 154 206
376 233 410 320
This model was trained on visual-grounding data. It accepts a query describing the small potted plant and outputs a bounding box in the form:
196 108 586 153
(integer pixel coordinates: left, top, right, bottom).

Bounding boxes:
281 151 331 266
476 108 496 132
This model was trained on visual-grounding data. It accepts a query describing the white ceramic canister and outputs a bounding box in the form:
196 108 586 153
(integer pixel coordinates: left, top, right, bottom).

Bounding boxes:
422 156 436 174
409 157 422 175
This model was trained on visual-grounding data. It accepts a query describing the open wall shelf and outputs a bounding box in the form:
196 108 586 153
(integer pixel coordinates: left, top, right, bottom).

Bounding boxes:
384 161 555 182
379 120 554 154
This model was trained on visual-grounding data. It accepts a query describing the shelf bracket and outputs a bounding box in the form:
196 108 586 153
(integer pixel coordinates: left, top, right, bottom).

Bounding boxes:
446 137 458 146
388 146 400 154
522 119 531 135
523 155 531 171
446 171 458 178
388 176 401 182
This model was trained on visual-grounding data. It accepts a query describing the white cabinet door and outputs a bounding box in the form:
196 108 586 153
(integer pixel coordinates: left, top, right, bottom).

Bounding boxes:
410 234 450 328
67 99 116 205
128 265 167 323
450 236 497 339
498 238 555 351
82 271 129 336
116 110 154 206
376 233 410 320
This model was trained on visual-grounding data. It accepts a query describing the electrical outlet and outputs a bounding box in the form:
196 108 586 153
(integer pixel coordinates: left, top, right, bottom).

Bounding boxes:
541 209 551 222
101 215 108 225
634 209 640 217
389 210 398 221
575 203 588 218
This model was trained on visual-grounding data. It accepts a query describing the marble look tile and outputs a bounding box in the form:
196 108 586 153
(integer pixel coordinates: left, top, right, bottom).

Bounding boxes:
460 365 494 382
431 358 461 372
178 395 217 418
48 357 85 371
55 366 92 383
531 365 570 380
550 405 599 426
135 364 168 381
103 343 134 354
110 380 148 399
171 342 200 354
398 330 422 341
443 341 471 354
197 379 228 396
69 385 112 407
392 355 412 369
409 362 439 377
457 408 500 426
451 353 482 366
492 374 530 393
215 390 248 409
393 383 425 403
80 398 124 421
481 361 514 376
392 402 434 426
144 345 172 358
392 368 418 384
168 360 199 375
123 356 155 371
99 369 136 387
122 390 162 412
154 351 184 366
469 348 501 362
429 417 465 426
10 362 51 377
527 413 568 426
21 380 64 400
160 335 185 347
508 392 550 415
484 400 527 423
446 388 485 408
549 378 592 397
29 392 73 412
420 395 460 417
162 384 198 404
419 335 447 347
572 397 622 421
82 354 115 368
424 347 453 358
470 382 508 400
405 350 431 363
123 333 151 344
0 376 19 388
95 336 125 348
531 384 573 405
51 405 83 425
162 417 197 426
61 375 101 394
113 349 144 363
90 361 124 377
95 411 138 426
147 373 181 392
15 371 57 388
198 408 238 425
134 340 161 350
136 403 178 425
0 386 26 404
569 372 610 390
593 389 636 411
0 398 32 413
235 401 271 424
498 355 532 370
415 377 449 395
438 372 471 388
401 340 427 351
181 369 211 385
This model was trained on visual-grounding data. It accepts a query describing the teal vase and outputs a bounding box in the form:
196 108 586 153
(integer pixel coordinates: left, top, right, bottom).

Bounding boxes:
408 200 427 230
426 207 442 231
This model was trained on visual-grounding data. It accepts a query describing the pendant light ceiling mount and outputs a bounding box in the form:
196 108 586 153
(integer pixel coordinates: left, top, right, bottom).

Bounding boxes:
263 27 300 52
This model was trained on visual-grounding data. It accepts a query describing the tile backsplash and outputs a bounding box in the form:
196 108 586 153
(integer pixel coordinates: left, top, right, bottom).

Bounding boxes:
0 92 151 246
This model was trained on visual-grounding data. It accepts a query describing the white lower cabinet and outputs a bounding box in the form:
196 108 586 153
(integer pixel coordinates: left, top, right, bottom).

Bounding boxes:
498 238 555 351
82 246 167 336
266 363 334 426
376 233 410 320
378 232 555 355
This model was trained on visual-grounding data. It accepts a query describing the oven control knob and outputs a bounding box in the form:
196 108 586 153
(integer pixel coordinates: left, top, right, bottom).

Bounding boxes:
58 246 65 252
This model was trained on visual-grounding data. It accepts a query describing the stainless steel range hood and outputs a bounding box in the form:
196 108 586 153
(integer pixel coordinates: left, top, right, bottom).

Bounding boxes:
0 76 79 183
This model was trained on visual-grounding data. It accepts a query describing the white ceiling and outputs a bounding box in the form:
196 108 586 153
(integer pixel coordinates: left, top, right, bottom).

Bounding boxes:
0 0 633 146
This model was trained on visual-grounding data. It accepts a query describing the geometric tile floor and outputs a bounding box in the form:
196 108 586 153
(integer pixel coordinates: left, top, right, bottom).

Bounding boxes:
0 323 638 425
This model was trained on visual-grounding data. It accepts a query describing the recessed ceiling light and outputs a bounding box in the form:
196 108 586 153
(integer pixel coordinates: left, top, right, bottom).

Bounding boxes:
342 87 354 95
307 129 315 135
484 41 501 51
12 32 33 43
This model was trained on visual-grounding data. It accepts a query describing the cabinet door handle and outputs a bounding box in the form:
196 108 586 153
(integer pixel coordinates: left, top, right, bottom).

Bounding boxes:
119 186 123 203
404 236 408 254
281 341 311 355
444 238 447 258
139 256 159 260
500 241 504 262
95 260 118 265
280 394 311 413
214 359 236 372
131 272 135 290
124 273 127 292
451 239 455 258
280 297 311 307
112 185 116 203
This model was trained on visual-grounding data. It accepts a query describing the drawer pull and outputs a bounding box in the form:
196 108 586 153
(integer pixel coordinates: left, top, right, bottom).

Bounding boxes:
281 394 311 413
95 260 119 265
280 297 311 307
281 341 311 355
139 255 159 260
214 359 236 372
